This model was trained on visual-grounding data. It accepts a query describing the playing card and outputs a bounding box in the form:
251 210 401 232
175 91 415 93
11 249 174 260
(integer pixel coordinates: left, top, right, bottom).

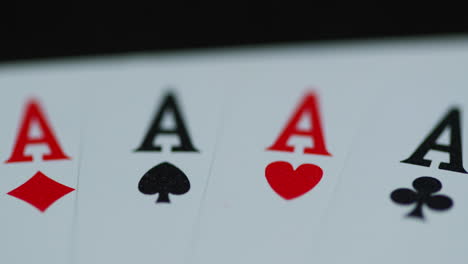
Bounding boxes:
316 44 468 263
75 61 228 264
191 51 384 264
0 71 83 264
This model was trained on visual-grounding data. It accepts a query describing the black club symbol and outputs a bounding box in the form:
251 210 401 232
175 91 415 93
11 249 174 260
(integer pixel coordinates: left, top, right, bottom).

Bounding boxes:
390 176 453 220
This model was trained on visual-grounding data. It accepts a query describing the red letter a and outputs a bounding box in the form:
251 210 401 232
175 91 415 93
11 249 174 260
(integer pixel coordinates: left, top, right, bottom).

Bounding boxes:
5 99 70 163
267 92 331 156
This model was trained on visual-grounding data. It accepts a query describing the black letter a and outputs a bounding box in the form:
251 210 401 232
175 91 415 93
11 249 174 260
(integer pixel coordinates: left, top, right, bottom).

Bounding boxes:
136 93 198 152
401 108 467 174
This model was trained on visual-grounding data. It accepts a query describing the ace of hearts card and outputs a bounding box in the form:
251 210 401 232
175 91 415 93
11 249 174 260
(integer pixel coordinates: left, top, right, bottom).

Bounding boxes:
191 53 384 264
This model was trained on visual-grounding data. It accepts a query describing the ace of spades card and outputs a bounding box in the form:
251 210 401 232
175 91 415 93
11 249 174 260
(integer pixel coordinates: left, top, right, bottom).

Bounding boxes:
192 54 382 264
0 73 83 264
316 49 468 264
75 64 227 264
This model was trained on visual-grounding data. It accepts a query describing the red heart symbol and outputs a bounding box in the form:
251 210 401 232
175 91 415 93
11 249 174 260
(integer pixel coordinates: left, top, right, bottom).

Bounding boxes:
265 161 323 200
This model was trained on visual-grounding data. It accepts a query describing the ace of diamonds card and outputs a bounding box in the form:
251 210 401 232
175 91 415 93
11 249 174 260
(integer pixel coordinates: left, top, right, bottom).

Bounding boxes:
0 72 83 264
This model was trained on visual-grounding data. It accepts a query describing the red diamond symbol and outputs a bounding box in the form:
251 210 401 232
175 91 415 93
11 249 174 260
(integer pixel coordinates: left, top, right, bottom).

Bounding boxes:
7 171 75 212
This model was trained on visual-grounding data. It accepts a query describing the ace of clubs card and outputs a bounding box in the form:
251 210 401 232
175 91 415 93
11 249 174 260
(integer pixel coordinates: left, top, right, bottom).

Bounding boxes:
316 52 468 264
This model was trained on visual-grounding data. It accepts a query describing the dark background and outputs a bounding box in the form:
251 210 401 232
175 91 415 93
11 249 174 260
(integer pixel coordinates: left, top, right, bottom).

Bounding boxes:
3 5 468 62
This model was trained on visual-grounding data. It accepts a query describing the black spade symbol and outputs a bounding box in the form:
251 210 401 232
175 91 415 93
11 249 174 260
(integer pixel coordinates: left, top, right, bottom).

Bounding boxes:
138 162 190 203
390 176 453 220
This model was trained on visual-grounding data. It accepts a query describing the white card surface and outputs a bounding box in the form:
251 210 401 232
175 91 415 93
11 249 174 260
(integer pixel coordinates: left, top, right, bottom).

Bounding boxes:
0 73 83 264
1 37 468 264
192 53 383 264
75 63 228 264
316 49 468 264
